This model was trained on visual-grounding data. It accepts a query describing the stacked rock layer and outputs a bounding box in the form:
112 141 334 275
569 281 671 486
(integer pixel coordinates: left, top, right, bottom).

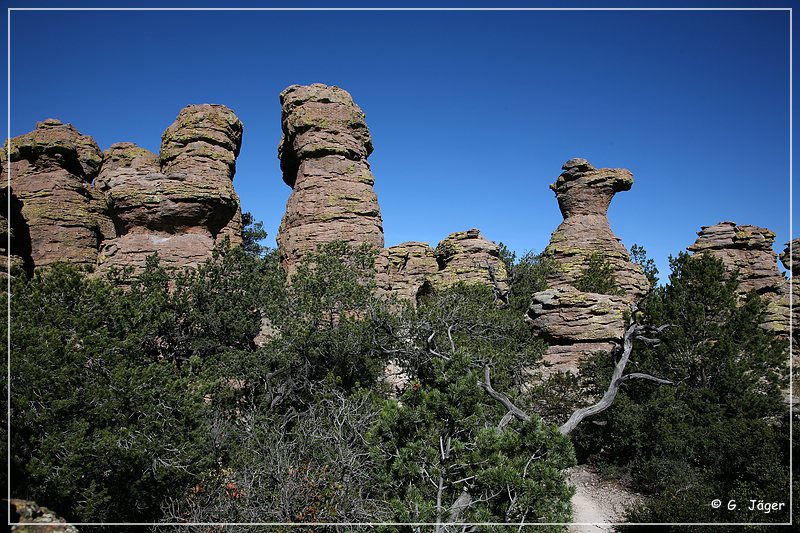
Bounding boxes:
277 84 383 276
688 221 789 335
376 230 511 303
2 105 245 275
526 287 628 374
97 104 244 273
377 242 439 301
525 159 648 373
429 229 510 296
780 239 799 402
1 119 112 270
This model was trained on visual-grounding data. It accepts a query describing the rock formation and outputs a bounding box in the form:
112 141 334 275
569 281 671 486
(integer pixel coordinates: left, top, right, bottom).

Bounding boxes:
276 83 383 275
526 287 628 374
376 230 510 303
0 119 112 270
97 104 244 273
780 239 798 402
377 242 438 301
429 229 510 296
688 221 789 335
0 185 29 278
527 158 647 373
2 106 245 276
544 158 649 302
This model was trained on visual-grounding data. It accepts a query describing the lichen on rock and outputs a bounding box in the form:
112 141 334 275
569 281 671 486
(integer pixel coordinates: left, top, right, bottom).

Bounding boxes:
9 498 78 533
527 158 648 373
376 241 439 302
428 229 510 297
526 286 628 374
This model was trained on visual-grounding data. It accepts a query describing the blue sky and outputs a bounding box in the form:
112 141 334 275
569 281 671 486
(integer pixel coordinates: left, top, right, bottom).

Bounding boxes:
3 1 795 282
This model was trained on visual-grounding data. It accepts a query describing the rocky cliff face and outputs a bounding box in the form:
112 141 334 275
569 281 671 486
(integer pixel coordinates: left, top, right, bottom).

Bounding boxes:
544 158 649 301
526 158 647 373
780 239 798 276
277 84 383 275
688 221 789 335
0 184 29 278
0 119 112 270
780 239 798 401
97 104 244 273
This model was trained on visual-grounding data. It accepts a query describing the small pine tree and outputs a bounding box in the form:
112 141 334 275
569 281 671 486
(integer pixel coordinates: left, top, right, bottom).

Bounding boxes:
574 252 623 295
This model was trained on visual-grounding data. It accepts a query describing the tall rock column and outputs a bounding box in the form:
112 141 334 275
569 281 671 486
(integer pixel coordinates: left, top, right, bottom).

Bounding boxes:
96 104 244 272
277 84 384 275
0 119 112 270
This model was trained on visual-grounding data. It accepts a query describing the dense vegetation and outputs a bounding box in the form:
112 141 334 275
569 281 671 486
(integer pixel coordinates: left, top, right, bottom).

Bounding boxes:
7 228 793 530
574 252 792 530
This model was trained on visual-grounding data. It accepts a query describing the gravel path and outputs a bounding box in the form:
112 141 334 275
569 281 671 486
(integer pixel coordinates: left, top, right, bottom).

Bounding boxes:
566 465 643 533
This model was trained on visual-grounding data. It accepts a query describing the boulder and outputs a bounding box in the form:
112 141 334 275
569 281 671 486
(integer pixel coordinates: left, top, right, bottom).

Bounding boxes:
276 84 383 276
0 119 112 270
526 286 628 373
96 104 244 273
544 158 649 302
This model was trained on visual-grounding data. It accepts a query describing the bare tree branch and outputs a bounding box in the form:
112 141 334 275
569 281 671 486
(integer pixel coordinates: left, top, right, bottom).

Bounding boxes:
447 488 473 524
558 321 637 435
486 261 510 306
558 313 675 435
479 366 531 424
619 372 674 385
447 324 457 354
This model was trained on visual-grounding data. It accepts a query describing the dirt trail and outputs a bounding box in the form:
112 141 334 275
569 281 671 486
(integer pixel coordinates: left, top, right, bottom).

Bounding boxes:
567 465 643 533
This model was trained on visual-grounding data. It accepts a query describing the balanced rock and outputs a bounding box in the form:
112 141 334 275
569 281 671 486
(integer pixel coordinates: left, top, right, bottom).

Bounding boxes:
160 104 244 245
526 286 628 374
0 119 112 269
527 159 647 372
277 84 383 275
544 158 649 302
97 105 244 273
688 221 789 335
428 229 510 297
377 242 438 301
